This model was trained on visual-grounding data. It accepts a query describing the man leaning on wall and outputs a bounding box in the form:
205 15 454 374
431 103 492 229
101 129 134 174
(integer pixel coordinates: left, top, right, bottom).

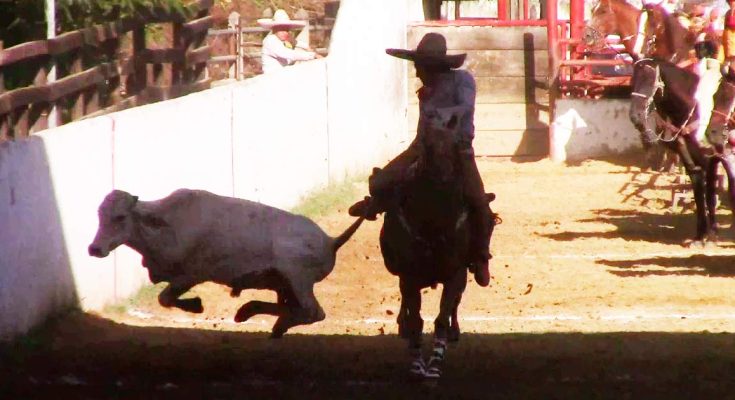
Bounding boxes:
258 9 323 74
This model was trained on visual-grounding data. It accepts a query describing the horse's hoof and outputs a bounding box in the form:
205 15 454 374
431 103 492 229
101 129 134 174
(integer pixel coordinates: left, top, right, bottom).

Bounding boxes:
683 239 705 249
409 358 426 378
703 240 719 249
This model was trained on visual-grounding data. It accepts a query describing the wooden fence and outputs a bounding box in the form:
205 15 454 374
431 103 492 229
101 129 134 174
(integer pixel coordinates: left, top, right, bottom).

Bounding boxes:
0 0 213 141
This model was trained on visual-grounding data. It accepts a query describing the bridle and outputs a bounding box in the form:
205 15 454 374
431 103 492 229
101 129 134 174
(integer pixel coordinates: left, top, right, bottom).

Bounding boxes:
631 59 697 142
711 80 735 128
586 0 650 55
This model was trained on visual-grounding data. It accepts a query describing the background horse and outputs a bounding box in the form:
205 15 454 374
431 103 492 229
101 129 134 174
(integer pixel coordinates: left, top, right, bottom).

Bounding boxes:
703 67 735 238
378 117 497 379
584 0 707 171
629 58 718 246
583 0 698 64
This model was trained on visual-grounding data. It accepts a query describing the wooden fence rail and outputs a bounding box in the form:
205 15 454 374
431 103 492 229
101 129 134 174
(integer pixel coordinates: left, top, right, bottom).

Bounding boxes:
0 0 213 141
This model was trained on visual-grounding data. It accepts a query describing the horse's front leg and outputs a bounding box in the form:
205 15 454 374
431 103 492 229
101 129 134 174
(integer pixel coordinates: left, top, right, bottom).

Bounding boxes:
398 278 424 377
426 269 467 379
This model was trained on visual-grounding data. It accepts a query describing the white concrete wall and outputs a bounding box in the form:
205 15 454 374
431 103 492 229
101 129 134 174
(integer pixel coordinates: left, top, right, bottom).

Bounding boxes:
550 99 642 162
0 0 412 341
326 0 411 181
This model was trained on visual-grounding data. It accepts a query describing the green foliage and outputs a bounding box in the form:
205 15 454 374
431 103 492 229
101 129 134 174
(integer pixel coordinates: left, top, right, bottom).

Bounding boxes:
290 175 368 219
57 0 190 30
0 0 190 47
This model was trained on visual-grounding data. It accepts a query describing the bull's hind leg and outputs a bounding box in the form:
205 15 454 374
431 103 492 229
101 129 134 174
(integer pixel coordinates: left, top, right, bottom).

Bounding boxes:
268 278 326 339
158 278 202 313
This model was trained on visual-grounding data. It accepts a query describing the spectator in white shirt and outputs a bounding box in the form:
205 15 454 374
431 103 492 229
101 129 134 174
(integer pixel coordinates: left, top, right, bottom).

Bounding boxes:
257 9 318 74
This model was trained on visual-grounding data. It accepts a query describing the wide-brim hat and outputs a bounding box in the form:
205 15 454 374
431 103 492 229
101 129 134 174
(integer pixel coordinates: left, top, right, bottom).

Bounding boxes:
257 9 307 30
386 32 466 69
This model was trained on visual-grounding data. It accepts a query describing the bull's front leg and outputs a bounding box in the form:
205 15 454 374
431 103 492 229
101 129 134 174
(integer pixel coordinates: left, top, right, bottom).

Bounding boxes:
158 277 202 313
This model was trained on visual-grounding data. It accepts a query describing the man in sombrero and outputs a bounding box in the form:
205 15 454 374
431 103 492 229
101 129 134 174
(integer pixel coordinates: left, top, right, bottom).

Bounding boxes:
348 32 493 287
258 9 318 74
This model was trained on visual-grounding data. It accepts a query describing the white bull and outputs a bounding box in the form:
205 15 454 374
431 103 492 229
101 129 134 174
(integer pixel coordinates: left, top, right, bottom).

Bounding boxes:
88 189 365 338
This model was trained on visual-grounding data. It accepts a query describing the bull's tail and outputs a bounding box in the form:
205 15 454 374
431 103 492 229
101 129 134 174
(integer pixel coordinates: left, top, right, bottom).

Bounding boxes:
332 216 366 252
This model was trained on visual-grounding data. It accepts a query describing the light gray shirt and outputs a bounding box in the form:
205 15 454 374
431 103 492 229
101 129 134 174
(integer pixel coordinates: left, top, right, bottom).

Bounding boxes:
418 69 476 145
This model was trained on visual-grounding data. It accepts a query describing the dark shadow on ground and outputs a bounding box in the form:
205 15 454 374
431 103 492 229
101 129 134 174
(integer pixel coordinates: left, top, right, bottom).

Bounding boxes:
599 254 735 278
3 311 735 399
542 208 735 247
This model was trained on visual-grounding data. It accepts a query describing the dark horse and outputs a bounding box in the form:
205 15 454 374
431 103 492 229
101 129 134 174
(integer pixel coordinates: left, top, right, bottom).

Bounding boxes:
583 0 696 64
629 58 720 245
703 67 735 237
584 0 702 170
378 117 497 379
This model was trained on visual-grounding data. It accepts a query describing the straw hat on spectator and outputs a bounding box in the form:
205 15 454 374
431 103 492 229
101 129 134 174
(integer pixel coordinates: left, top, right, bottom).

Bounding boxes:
257 9 307 30
386 32 466 69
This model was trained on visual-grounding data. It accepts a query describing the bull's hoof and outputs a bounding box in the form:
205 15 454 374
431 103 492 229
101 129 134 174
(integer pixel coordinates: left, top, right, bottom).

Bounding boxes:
178 297 203 313
234 306 255 323
269 328 286 339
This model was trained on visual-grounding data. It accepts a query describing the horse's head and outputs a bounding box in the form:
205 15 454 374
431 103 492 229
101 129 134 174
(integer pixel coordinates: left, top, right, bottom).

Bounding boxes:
416 112 461 185
583 0 639 50
629 59 662 145
705 67 735 149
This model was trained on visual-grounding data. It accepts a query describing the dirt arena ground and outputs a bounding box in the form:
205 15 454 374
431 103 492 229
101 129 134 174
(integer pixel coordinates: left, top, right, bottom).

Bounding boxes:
5 155 735 399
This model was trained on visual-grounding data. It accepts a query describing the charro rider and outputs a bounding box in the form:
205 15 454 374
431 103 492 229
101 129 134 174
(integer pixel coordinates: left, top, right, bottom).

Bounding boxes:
348 32 493 287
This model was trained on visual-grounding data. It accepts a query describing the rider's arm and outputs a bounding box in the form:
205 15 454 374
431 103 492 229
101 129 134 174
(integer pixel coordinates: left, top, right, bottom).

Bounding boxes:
262 34 316 64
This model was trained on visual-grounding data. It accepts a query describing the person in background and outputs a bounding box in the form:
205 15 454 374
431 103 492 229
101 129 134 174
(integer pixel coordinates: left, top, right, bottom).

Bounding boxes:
257 9 319 74
724 0 735 69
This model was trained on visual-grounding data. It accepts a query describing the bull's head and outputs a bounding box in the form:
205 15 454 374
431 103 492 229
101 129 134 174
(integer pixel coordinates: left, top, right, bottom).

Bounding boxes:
88 190 138 258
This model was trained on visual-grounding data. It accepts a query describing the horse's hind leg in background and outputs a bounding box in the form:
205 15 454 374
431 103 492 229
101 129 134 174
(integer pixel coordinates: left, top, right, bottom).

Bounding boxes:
706 155 723 239
677 136 710 245
426 269 467 379
717 152 735 229
398 279 425 377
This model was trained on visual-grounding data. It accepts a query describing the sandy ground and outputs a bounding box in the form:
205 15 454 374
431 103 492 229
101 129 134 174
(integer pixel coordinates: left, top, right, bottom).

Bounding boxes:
5 155 735 399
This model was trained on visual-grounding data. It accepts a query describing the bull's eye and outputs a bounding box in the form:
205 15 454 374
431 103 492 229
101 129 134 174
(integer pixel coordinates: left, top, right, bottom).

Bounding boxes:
113 215 126 223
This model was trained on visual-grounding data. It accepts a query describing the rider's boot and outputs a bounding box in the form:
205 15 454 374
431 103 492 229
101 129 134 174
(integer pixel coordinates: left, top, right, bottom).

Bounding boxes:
459 145 493 287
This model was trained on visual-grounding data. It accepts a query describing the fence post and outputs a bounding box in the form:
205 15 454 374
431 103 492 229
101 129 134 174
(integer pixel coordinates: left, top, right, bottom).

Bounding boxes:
228 12 242 80
173 21 184 85
0 41 7 141
131 26 147 97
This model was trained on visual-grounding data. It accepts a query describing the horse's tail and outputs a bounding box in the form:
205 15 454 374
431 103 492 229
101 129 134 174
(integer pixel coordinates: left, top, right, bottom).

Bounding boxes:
332 216 366 252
